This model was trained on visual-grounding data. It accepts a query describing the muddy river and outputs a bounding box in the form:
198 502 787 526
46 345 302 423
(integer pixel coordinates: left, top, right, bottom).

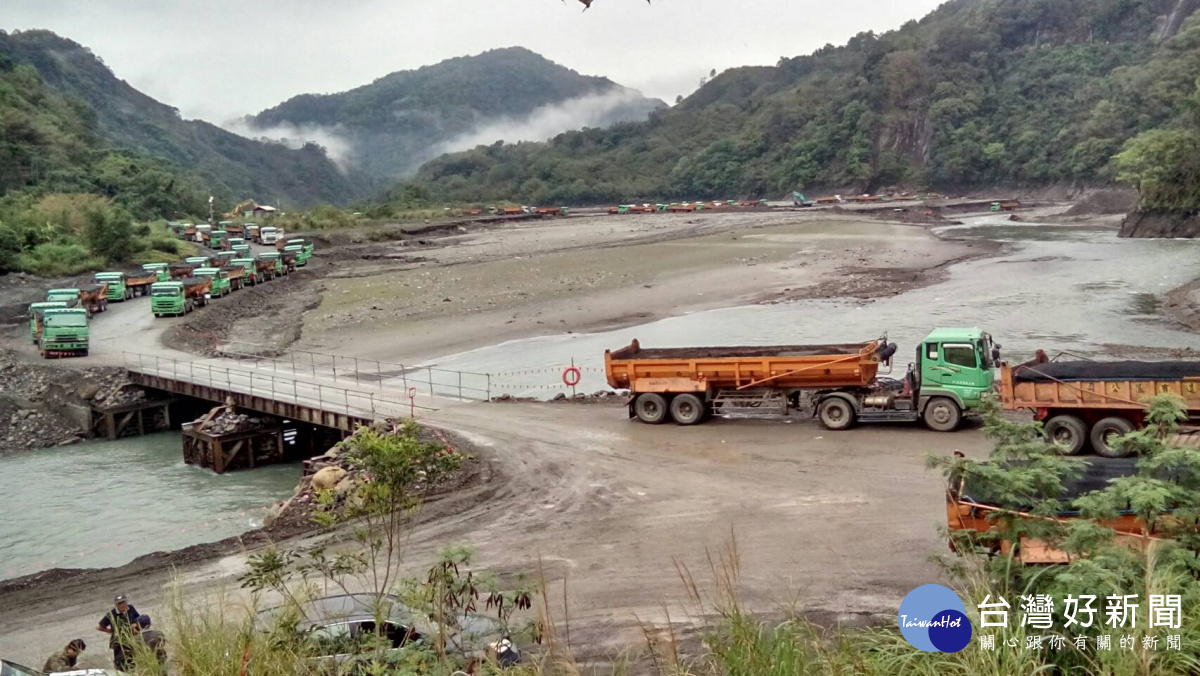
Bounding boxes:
0 433 299 581
424 215 1200 396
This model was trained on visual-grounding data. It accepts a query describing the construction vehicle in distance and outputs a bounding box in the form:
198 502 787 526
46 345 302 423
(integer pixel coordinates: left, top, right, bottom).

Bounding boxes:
1000 352 1200 457
246 225 260 243
195 224 212 244
793 192 815 207
151 278 211 317
29 301 68 344
258 252 286 277
39 308 90 358
193 267 233 298
232 244 251 259
260 226 280 246
605 328 997 430
211 229 228 250
224 200 259 219
144 263 170 282
228 237 245 250
225 223 245 238
280 249 299 272
95 272 133 302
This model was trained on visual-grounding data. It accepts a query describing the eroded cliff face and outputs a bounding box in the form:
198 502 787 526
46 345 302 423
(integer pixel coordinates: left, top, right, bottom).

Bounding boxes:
1120 211 1200 238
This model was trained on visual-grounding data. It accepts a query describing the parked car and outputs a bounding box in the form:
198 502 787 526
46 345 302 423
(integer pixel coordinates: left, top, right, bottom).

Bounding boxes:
256 593 519 669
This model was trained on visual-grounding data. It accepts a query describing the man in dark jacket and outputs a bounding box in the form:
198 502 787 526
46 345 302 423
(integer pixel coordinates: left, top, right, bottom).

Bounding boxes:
97 594 139 671
42 639 86 673
134 615 167 670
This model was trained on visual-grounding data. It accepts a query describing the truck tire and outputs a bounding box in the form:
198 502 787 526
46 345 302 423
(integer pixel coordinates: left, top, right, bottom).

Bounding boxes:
1091 417 1135 458
670 393 706 425
923 397 962 432
1044 415 1088 455
634 393 669 424
818 397 856 431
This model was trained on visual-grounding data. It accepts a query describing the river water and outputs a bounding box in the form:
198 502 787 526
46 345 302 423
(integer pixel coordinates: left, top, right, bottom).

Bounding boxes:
424 215 1200 396
0 433 300 581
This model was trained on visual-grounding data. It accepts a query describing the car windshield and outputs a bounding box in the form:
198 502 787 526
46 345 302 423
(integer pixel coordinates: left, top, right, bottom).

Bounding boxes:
46 314 87 327
152 287 180 296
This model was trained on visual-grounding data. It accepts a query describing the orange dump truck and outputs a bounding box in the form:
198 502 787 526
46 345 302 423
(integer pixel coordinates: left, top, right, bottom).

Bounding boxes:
946 457 1152 564
1001 352 1200 457
605 336 898 426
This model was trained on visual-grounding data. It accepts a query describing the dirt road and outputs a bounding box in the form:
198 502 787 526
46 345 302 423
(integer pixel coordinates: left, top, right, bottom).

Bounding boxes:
0 400 993 667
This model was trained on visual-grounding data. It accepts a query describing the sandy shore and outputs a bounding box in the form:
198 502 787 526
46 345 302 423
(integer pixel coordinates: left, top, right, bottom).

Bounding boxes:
296 211 994 363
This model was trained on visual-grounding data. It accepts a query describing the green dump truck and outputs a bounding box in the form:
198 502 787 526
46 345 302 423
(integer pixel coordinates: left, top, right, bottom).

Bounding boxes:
258 252 286 277
30 301 68 344
94 272 132 301
40 308 90 358
151 278 211 317
232 244 251 259
233 258 263 285
144 263 170 282
47 288 82 308
228 237 245 249
283 244 308 267
193 267 232 298
216 251 238 266
211 230 228 250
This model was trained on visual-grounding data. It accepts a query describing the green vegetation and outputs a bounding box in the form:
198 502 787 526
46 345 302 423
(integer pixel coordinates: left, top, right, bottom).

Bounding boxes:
0 29 363 211
409 0 1200 211
252 47 663 180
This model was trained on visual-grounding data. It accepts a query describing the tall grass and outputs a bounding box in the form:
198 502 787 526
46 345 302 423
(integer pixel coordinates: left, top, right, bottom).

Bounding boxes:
17 242 104 276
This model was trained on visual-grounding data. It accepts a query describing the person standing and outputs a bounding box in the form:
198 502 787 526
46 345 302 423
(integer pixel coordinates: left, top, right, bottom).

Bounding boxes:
97 594 140 671
42 639 86 673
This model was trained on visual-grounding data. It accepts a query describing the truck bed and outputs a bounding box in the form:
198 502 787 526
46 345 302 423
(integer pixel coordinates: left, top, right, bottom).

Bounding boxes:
606 338 885 393
1014 360 1200 382
612 343 865 360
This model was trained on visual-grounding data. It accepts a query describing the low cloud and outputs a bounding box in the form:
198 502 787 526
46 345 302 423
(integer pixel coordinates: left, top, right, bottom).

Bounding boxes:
223 118 357 173
437 87 659 156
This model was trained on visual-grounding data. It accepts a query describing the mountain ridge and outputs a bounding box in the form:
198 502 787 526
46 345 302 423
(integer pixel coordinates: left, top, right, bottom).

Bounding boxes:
248 46 665 180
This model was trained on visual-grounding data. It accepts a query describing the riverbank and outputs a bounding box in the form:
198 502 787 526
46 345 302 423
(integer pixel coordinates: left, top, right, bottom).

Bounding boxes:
291 211 995 363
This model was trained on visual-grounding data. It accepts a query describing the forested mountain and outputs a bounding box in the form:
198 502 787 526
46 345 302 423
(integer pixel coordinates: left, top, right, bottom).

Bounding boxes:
249 47 664 180
0 30 363 209
408 0 1200 207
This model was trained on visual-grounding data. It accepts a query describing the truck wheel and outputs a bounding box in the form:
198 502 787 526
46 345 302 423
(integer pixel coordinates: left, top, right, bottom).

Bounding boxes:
818 397 856 431
923 397 962 432
1091 417 1135 458
670 393 706 425
1044 415 1088 455
634 393 669 424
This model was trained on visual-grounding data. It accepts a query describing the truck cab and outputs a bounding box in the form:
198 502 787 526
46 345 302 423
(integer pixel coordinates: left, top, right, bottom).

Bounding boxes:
186 256 211 267
46 288 81 307
911 328 998 429
94 272 130 301
29 301 68 344
232 258 260 284
193 267 232 297
195 224 212 244
144 263 170 282
228 237 245 249
283 244 307 267
151 281 186 317
258 252 285 276
246 225 260 243
40 308 89 358
211 229 228 250
260 226 279 245
232 244 251 259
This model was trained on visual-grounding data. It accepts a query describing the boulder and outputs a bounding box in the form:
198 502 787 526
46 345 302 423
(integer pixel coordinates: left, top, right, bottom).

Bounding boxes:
334 476 358 495
312 466 348 491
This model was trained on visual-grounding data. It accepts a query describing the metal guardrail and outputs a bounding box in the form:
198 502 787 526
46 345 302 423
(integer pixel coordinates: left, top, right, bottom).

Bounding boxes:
217 340 492 402
122 352 438 420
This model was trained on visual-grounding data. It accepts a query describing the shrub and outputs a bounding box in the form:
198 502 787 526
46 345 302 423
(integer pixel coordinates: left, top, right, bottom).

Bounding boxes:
17 242 103 276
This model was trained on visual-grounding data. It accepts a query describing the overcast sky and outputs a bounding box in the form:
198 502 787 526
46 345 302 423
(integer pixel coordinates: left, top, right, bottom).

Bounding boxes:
3 0 944 124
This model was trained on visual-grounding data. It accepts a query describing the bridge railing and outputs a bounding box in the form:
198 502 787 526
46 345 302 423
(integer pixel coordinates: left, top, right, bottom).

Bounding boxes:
215 340 492 402
122 352 439 420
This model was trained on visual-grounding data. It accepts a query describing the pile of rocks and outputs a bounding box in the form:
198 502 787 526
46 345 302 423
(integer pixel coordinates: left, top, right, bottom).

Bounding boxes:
0 407 84 450
195 407 267 436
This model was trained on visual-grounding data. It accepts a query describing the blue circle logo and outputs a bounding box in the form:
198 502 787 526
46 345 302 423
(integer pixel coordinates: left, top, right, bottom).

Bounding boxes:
897 584 972 653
